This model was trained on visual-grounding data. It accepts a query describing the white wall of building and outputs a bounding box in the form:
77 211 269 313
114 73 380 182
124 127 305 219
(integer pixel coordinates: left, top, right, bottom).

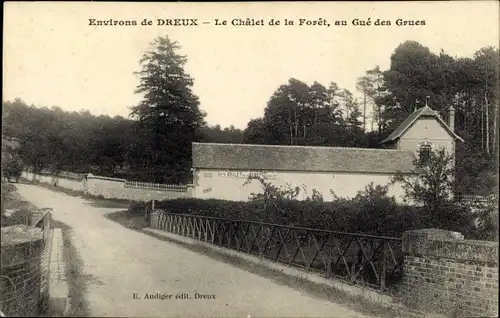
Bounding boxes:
194 168 408 203
397 118 455 155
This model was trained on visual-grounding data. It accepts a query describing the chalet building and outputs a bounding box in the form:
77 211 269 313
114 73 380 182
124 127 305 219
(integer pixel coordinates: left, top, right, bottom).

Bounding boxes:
380 104 463 162
191 103 464 202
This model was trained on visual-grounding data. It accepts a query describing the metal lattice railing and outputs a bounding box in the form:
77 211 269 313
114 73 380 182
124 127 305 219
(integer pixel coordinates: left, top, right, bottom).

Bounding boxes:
151 211 404 293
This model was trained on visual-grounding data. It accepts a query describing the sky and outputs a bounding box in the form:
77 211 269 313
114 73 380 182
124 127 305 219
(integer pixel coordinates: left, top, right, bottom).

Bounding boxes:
3 1 499 130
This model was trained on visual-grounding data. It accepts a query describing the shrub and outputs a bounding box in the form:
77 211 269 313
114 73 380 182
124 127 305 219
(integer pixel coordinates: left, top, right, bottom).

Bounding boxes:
466 197 498 241
139 181 491 240
150 198 264 222
2 156 24 183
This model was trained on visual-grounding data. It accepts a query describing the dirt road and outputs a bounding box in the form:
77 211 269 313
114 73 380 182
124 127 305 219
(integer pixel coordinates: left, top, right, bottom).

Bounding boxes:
16 184 372 318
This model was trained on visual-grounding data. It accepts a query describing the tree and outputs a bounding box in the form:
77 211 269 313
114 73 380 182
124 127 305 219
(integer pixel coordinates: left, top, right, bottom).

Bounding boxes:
390 147 455 211
356 75 373 131
129 36 205 184
381 41 443 131
1 137 24 182
471 46 499 155
345 104 365 147
259 78 311 145
308 81 331 135
356 67 390 134
256 79 353 147
242 118 267 144
199 124 244 144
16 107 61 174
2 156 23 182
365 66 388 134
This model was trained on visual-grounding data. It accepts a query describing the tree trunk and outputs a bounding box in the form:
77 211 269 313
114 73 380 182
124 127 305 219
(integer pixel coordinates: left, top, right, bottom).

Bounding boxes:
464 94 469 138
294 108 298 140
377 103 382 137
485 94 490 154
363 94 367 131
493 100 498 154
370 108 374 132
480 99 484 151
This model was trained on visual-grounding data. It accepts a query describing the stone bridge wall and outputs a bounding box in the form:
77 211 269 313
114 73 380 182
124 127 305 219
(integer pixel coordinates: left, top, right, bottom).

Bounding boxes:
402 228 498 317
0 225 44 317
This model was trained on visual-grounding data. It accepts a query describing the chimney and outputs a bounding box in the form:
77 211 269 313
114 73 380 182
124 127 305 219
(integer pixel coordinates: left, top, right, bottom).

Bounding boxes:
449 105 456 133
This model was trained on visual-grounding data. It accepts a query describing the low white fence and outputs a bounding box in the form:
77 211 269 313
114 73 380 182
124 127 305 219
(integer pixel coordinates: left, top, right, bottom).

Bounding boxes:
457 194 496 204
124 181 188 192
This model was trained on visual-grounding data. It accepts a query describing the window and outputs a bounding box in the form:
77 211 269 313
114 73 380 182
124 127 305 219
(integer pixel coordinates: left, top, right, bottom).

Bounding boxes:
419 144 432 165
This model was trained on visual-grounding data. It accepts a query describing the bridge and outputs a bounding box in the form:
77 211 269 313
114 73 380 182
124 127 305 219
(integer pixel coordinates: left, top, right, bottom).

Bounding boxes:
13 184 373 318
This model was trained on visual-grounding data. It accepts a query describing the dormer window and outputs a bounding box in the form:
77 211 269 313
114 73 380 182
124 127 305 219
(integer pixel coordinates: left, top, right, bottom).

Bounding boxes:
419 144 432 165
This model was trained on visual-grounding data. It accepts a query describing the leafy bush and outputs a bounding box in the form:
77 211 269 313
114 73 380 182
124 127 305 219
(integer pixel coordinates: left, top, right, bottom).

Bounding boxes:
466 197 498 241
136 179 492 240
151 198 265 222
1 155 24 183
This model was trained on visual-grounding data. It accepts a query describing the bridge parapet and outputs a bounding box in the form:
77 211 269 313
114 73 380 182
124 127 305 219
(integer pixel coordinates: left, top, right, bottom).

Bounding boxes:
402 228 498 317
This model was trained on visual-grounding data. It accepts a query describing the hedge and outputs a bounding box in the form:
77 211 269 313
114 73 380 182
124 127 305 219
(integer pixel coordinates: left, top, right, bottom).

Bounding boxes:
131 188 494 240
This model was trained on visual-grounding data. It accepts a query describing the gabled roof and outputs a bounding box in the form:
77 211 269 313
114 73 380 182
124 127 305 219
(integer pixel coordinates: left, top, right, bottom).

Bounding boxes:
380 105 465 144
192 143 417 174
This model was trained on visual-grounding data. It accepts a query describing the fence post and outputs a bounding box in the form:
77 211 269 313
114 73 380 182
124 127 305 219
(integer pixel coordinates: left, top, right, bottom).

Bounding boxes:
152 199 155 211
380 242 387 292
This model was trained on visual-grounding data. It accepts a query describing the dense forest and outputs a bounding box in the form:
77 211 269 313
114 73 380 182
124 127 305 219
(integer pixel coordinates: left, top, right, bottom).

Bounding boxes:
2 38 498 196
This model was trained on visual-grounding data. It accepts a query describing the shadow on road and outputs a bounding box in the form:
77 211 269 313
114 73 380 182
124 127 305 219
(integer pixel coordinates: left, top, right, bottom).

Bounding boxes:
83 199 130 210
105 210 149 230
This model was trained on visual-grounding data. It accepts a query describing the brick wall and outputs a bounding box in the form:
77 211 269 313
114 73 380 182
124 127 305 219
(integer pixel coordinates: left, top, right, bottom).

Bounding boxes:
0 225 44 317
402 228 499 317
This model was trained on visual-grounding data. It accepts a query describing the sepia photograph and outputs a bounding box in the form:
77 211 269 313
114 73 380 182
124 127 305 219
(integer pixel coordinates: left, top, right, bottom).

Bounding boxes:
2 1 499 317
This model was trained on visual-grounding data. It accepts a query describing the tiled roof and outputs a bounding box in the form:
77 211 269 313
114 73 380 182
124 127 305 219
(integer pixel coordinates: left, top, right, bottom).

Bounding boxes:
192 143 417 174
381 105 464 144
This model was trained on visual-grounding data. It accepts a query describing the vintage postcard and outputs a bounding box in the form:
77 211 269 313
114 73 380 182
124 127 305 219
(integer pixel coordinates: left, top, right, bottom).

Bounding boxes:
2 1 499 318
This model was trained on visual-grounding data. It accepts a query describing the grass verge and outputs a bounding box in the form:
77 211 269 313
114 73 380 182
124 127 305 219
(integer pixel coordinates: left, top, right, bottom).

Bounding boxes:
52 220 91 317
